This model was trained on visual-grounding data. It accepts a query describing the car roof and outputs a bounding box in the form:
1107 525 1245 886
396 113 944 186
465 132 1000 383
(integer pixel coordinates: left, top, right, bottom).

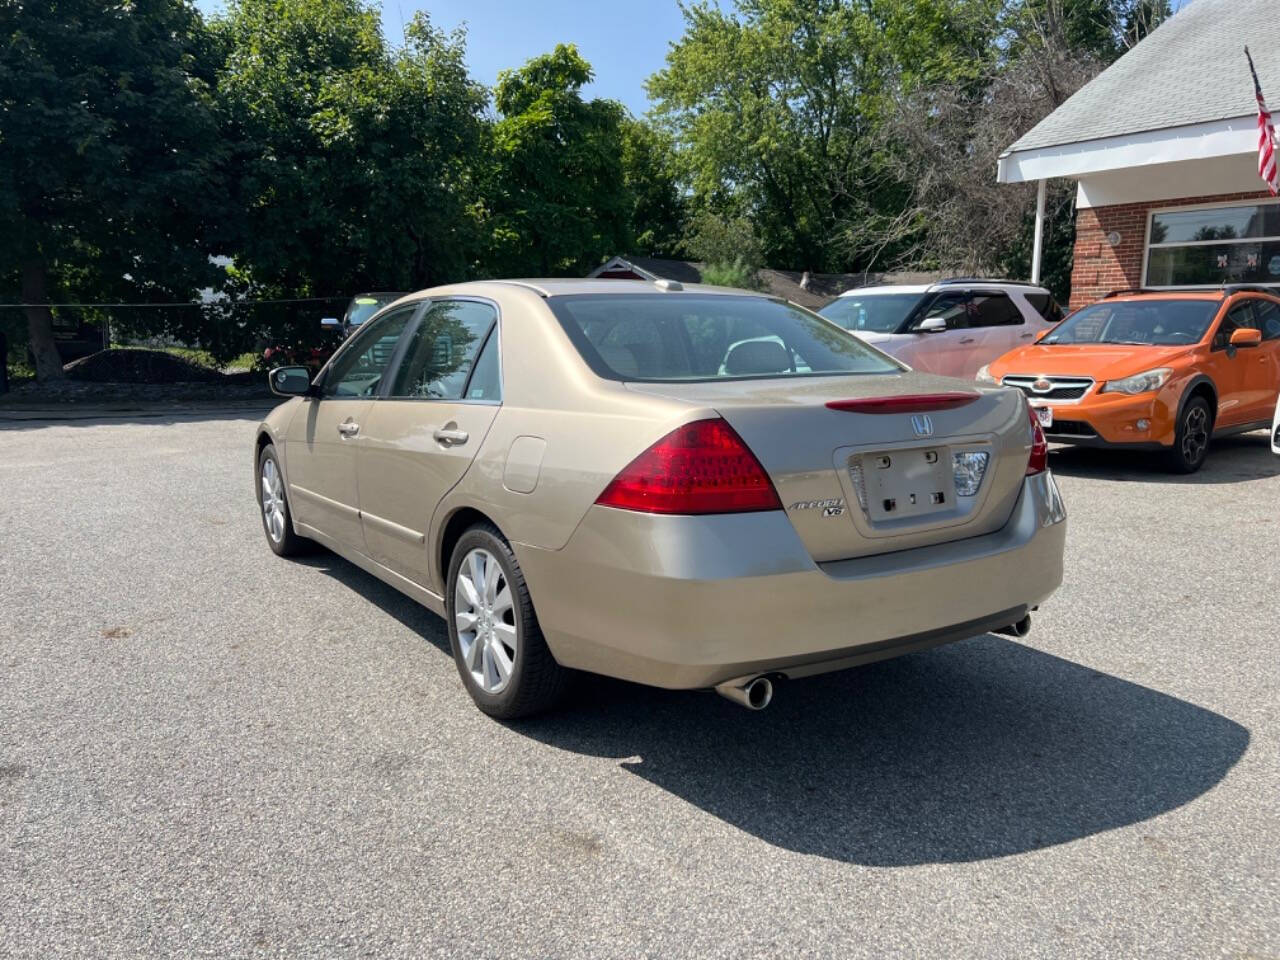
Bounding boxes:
1102 290 1230 303
401 278 777 300
836 285 931 296
837 281 1050 298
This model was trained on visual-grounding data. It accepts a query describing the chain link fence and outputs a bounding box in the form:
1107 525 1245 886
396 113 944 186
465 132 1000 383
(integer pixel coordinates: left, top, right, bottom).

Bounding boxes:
1 297 351 394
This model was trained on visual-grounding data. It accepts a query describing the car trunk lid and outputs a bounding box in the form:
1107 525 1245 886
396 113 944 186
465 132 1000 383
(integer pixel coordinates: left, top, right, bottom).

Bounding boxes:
626 374 1033 561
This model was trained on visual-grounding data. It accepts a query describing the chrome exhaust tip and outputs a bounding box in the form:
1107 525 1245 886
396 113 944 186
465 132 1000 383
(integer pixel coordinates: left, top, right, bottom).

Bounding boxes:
996 614 1033 638
715 675 774 710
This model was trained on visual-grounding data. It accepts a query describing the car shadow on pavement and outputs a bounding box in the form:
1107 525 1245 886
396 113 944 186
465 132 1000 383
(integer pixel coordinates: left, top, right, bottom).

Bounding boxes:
513 637 1248 866
1047 432 1280 483
300 553 453 656
293 548 1249 867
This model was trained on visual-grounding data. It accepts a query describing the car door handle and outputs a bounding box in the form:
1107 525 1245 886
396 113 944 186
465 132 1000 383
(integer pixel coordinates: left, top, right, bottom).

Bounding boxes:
433 427 469 446
336 420 360 438
958 337 976 344
1020 333 1036 339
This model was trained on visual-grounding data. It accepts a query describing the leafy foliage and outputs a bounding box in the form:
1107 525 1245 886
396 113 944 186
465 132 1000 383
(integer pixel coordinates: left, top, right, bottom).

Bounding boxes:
699 258 765 291
1 0 1179 382
620 119 686 259
207 0 490 358
0 0 227 378
486 44 632 276
682 211 765 270
649 0 1003 273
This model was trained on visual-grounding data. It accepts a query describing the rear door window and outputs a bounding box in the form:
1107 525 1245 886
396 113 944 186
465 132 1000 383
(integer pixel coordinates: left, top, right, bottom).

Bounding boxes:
464 328 502 401
1251 299 1280 340
1024 293 1065 323
968 292 1023 326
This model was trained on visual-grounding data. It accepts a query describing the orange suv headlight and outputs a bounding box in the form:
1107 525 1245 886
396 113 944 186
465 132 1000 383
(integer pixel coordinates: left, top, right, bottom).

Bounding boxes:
1101 367 1172 395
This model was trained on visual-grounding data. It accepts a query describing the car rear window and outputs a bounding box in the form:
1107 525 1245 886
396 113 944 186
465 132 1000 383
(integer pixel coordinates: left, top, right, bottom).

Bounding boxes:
549 294 903 382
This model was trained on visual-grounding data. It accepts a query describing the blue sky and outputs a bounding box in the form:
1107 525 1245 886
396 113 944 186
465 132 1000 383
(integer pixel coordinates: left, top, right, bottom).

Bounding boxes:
193 0 697 115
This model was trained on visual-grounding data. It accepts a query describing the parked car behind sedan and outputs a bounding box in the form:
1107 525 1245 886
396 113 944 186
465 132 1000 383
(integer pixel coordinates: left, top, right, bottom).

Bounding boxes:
255 280 1066 718
818 279 1062 380
982 286 1280 472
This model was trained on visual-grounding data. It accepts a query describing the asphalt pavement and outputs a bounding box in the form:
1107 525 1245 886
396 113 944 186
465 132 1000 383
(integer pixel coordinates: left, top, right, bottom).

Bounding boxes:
1 409 1278 958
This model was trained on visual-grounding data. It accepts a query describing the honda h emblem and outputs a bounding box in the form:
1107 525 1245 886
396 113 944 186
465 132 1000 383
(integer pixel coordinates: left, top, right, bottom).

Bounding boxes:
911 414 934 438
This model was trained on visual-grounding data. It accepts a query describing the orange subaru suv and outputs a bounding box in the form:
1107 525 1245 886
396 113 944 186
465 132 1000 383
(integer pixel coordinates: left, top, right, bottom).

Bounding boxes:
980 286 1280 472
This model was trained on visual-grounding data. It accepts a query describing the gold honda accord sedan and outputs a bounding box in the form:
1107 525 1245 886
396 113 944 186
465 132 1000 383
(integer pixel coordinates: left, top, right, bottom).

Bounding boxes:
254 279 1066 718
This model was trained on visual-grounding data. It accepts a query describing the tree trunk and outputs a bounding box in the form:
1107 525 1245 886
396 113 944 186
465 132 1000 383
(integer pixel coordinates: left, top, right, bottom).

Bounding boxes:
22 259 64 382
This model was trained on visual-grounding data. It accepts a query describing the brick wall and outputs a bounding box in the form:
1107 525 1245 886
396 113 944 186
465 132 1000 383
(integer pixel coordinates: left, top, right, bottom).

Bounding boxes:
1069 190 1276 310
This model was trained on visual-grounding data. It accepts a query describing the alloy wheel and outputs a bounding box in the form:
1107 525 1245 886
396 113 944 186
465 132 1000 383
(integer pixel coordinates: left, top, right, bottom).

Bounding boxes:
1181 406 1209 465
454 548 517 694
260 458 286 543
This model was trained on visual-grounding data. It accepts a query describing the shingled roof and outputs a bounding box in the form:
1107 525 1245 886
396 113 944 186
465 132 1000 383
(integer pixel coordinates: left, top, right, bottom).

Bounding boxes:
1005 0 1280 155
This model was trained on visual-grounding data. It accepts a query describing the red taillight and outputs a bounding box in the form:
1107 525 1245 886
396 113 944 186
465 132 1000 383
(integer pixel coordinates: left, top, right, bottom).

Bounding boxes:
595 418 782 515
826 393 979 414
1026 403 1048 475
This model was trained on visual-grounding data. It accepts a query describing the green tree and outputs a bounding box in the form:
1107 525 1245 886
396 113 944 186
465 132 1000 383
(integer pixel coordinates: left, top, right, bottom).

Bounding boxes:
682 209 765 269
0 0 226 380
649 0 1000 273
487 44 631 276
213 0 487 354
620 118 685 258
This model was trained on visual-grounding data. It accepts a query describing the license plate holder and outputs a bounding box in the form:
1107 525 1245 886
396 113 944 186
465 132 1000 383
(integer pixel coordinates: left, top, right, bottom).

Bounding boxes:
859 447 952 522
1033 405 1053 429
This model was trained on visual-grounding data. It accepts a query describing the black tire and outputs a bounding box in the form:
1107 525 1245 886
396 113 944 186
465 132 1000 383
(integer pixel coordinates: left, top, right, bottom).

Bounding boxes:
256 444 310 557
1167 396 1212 474
445 522 571 720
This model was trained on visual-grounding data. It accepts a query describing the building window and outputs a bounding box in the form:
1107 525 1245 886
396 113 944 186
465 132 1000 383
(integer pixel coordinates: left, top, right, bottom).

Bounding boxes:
1144 200 1280 288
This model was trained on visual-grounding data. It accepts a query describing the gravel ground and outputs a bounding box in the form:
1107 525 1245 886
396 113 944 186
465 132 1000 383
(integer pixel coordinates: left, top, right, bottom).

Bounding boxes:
1 411 1278 959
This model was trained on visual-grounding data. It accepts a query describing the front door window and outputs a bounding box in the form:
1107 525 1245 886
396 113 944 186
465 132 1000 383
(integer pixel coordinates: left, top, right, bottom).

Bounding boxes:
321 306 418 398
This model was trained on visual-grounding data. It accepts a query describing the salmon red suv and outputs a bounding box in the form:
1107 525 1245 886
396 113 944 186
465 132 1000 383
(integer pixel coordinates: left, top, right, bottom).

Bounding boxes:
981 287 1280 472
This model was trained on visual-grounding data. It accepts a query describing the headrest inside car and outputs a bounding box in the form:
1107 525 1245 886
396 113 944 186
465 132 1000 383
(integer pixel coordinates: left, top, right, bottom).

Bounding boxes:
724 339 792 375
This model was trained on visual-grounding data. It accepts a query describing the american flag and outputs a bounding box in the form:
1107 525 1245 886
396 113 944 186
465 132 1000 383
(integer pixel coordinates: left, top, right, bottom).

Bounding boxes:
1246 47 1279 196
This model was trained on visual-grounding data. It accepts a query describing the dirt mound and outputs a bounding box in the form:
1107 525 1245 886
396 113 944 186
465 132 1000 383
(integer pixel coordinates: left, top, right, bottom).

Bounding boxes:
64 349 226 384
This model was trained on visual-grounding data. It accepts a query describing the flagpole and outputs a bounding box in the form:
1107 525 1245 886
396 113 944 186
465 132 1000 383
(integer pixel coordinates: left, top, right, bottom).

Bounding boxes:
1246 46 1264 96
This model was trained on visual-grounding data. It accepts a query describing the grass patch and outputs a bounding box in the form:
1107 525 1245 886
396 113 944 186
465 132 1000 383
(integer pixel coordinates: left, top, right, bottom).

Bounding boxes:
110 343 259 372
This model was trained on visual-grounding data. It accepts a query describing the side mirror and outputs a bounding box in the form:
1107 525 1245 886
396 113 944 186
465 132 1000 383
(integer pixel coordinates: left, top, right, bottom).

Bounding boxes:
1230 327 1262 348
918 316 947 333
269 365 312 397
320 317 340 329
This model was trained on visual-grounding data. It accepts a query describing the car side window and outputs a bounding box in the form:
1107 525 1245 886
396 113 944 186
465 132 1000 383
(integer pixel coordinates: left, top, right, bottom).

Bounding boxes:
1025 292 1064 323
915 293 969 330
388 300 497 400
1213 302 1258 350
1252 299 1280 341
464 328 502 401
320 305 417 397
969 292 1023 326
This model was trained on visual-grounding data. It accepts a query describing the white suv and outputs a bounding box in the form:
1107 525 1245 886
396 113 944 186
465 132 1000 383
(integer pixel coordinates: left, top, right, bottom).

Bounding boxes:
1272 393 1280 455
818 279 1064 380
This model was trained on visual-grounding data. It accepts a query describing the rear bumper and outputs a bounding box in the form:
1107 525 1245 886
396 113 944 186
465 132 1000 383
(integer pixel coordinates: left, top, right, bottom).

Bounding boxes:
515 472 1067 689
